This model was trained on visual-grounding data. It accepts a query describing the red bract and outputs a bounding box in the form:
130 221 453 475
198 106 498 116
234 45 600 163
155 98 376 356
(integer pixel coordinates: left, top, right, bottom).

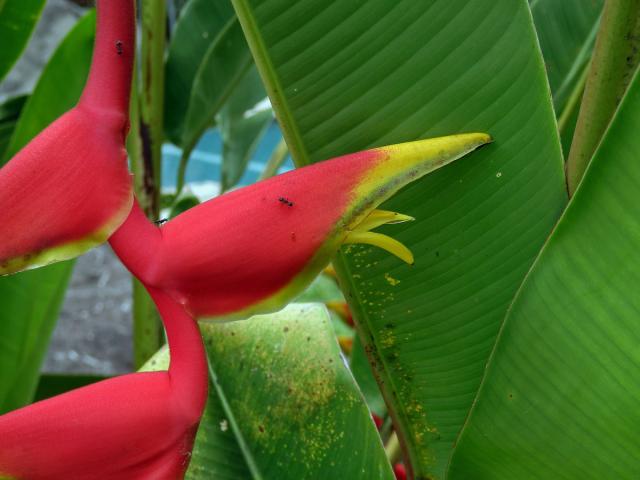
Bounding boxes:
0 288 207 480
110 134 491 320
0 0 134 276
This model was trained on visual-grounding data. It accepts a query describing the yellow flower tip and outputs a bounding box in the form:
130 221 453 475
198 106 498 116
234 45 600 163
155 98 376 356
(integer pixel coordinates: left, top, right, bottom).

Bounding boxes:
342 209 417 264
354 209 414 232
344 231 415 265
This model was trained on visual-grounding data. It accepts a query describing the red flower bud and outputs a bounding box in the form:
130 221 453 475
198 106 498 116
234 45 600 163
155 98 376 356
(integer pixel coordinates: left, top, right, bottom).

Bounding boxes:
0 0 135 276
111 134 490 321
372 413 384 429
394 463 407 480
0 288 207 479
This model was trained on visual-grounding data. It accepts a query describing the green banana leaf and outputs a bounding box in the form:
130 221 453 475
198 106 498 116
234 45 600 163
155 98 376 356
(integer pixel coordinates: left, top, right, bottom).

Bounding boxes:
0 11 95 413
143 304 393 479
231 0 566 477
218 65 272 192
448 59 640 480
0 0 45 82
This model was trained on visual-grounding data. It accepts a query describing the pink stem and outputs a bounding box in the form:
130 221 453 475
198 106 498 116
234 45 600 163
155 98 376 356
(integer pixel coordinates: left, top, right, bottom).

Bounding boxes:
148 287 208 417
79 0 135 115
109 197 162 284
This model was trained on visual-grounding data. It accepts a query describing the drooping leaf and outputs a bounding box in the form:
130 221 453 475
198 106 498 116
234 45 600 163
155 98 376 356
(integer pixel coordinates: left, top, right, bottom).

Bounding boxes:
144 304 393 479
219 65 272 192
232 0 566 477
448 64 640 480
179 17 253 155
0 12 95 413
164 0 235 144
0 0 46 82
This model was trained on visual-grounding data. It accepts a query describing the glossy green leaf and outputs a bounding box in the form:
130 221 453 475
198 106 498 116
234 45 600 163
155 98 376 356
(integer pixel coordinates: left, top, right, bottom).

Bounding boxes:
164 0 235 144
186 374 252 480
0 264 72 414
449 65 640 480
232 1 566 477
219 65 272 192
0 12 95 413
0 95 27 158
144 304 392 479
0 0 45 82
530 0 603 114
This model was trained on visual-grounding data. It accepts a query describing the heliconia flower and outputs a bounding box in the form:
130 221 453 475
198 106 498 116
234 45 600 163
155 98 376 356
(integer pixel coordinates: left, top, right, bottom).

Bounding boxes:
0 0 135 276
110 133 491 321
0 288 207 480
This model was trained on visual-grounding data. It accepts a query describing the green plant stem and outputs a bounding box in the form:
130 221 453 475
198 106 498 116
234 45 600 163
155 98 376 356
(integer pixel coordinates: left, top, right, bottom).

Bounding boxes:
128 71 164 368
566 0 640 195
175 147 191 197
139 0 166 212
258 137 288 180
129 0 167 368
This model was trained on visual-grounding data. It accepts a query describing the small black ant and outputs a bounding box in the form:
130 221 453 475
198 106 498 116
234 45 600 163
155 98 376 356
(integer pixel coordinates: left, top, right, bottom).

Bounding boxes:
154 218 168 225
278 197 294 207
115 40 123 56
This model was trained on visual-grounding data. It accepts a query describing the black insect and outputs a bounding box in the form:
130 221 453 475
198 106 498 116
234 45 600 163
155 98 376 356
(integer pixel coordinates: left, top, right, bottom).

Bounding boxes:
154 218 168 225
115 40 123 56
278 197 294 207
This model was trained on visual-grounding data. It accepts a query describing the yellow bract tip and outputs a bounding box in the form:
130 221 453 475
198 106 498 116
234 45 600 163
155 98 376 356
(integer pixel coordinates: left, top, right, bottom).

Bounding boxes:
370 133 492 184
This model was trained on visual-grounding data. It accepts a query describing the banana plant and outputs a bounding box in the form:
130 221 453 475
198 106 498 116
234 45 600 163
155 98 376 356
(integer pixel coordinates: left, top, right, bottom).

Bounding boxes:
1 0 640 479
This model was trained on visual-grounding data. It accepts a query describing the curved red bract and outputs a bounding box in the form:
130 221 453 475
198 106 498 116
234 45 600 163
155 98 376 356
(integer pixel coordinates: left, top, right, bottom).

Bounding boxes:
0 0 135 275
110 133 490 321
111 149 384 319
0 289 207 480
